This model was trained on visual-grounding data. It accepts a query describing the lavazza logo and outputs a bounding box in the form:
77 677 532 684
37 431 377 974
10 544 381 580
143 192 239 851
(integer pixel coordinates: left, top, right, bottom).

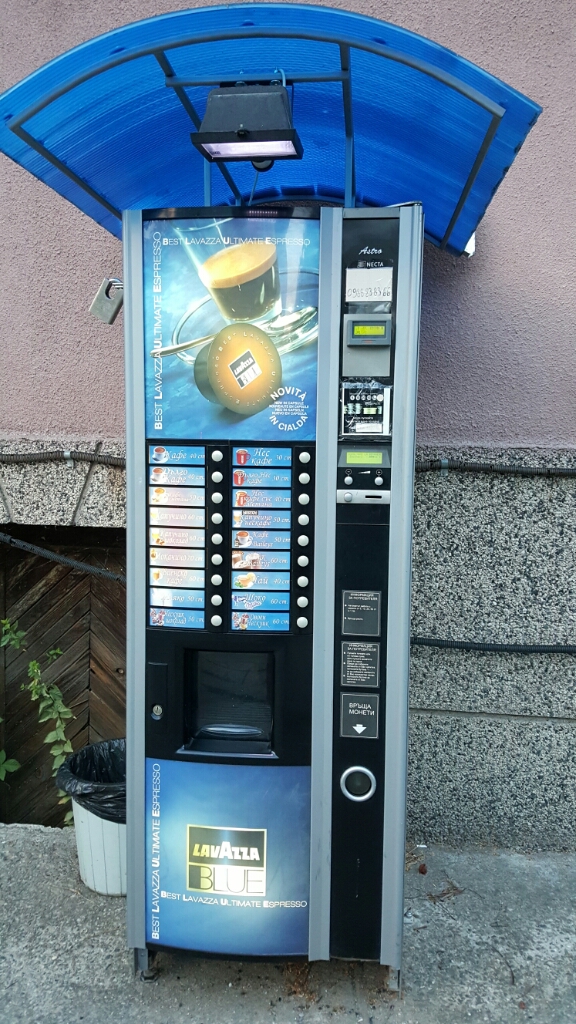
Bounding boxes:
187 825 267 896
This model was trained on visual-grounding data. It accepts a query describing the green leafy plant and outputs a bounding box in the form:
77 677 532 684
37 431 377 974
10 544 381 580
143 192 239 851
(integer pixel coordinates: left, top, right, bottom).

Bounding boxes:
0 716 20 781
1 619 75 823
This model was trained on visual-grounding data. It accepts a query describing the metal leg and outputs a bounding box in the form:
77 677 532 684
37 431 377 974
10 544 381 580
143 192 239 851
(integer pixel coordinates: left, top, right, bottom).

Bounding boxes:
387 967 401 993
134 947 158 980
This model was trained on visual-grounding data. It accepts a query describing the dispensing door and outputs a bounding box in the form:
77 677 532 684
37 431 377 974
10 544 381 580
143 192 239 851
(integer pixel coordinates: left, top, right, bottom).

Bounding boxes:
309 206 423 971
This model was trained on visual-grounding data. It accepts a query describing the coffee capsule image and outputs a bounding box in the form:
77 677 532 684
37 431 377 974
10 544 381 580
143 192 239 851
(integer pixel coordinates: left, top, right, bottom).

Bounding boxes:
194 323 281 415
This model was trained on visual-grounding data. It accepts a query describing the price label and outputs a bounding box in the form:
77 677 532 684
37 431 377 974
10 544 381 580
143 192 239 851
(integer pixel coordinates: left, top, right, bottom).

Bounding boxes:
345 267 393 303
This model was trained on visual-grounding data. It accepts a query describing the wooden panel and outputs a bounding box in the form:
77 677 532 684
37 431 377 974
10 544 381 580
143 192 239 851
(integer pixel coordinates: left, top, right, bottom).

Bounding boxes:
1 539 127 826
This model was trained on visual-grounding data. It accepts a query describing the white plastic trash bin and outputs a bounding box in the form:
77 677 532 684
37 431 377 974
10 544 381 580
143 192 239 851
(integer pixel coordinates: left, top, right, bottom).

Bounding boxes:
72 799 127 896
56 738 127 897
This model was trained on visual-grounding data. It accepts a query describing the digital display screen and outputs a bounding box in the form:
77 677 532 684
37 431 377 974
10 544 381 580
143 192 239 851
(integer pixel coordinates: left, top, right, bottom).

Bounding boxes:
352 324 386 337
346 452 383 465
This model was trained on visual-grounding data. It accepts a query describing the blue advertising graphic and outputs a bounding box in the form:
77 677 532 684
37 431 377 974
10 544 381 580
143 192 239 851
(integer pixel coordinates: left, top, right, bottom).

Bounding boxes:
143 215 319 442
146 760 310 955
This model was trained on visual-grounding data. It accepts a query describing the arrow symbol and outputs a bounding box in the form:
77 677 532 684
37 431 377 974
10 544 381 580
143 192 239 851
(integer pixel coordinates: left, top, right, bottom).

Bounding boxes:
353 724 366 734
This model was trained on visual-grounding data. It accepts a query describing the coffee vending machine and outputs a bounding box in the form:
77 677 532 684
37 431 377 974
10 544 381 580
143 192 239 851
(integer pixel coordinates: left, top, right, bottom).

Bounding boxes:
124 203 423 976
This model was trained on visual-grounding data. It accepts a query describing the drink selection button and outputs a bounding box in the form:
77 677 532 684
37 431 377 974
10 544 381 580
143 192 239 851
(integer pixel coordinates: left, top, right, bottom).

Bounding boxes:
212 492 223 504
297 555 309 567
299 452 311 464
298 514 310 526
297 597 309 608
211 614 223 626
211 574 223 585
298 494 310 505
211 471 223 483
211 533 223 545
211 553 223 565
299 472 311 484
297 617 309 628
297 576 309 587
212 451 224 462
211 595 223 606
297 535 309 546
211 512 223 524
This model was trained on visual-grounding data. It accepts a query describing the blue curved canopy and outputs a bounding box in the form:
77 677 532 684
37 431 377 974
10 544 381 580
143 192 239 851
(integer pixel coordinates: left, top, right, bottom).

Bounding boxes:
0 4 541 255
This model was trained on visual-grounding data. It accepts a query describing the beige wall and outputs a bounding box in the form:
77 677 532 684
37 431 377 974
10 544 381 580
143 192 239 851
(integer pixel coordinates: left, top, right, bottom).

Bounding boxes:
0 0 573 447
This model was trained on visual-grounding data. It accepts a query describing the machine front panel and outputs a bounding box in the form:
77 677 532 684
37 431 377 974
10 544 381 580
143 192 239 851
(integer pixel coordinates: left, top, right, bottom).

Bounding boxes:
145 759 310 955
141 208 319 956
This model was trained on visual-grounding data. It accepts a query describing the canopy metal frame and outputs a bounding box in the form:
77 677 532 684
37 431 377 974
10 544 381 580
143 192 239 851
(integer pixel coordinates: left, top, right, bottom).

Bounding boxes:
6 26 505 248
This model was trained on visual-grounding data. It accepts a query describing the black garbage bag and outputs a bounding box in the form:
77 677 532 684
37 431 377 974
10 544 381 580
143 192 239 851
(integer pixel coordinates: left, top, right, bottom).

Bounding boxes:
56 738 126 824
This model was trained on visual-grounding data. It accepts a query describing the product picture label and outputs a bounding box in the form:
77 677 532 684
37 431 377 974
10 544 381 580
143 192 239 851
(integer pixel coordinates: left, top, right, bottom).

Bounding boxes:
232 571 290 591
233 447 292 467
149 507 205 528
149 486 205 507
149 466 205 487
149 588 204 609
149 568 205 588
232 550 291 570
149 609 205 629
149 548 205 569
232 509 291 529
231 612 290 632
232 468 291 488
149 527 205 548
232 592 291 611
233 530 291 550
233 489 292 508
149 445 205 465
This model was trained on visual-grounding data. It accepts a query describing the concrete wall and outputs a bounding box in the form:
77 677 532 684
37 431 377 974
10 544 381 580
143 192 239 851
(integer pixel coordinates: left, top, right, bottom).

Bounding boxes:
0 0 574 445
0 1 575 848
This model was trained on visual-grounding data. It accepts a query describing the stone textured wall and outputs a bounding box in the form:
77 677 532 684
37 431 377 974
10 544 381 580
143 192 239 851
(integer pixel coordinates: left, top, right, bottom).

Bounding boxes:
0 0 575 446
2 444 574 850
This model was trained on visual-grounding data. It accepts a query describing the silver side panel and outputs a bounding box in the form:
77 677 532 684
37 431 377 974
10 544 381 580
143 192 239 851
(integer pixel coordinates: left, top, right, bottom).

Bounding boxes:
123 209 148 950
308 207 342 961
380 204 423 968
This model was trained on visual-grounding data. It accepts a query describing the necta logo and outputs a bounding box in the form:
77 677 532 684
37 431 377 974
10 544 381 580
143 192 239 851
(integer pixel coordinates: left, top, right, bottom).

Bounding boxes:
187 825 267 896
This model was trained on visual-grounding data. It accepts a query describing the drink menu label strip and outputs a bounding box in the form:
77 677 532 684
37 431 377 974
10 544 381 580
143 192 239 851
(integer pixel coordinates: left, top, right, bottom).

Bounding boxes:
148 444 206 629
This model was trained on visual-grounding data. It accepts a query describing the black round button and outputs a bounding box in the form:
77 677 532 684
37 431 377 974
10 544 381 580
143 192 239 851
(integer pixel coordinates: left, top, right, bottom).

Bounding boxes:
340 766 377 802
346 771 372 797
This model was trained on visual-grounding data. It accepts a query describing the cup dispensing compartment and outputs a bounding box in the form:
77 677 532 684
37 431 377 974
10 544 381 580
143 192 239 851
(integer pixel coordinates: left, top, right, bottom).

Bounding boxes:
184 650 274 754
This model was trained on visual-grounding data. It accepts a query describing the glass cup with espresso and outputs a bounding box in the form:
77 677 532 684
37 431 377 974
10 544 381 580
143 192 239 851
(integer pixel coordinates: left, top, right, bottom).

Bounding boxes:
198 241 281 324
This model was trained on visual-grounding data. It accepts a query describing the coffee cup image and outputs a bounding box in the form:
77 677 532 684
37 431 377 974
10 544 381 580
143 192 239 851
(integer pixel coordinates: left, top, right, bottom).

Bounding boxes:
151 467 166 483
235 530 251 547
236 449 250 465
233 510 243 527
152 446 168 463
193 322 281 415
235 490 249 507
152 488 166 503
233 468 246 486
198 241 280 323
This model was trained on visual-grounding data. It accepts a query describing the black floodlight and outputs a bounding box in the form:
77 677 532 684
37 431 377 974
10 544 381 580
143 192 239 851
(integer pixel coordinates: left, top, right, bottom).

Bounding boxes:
191 84 303 169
